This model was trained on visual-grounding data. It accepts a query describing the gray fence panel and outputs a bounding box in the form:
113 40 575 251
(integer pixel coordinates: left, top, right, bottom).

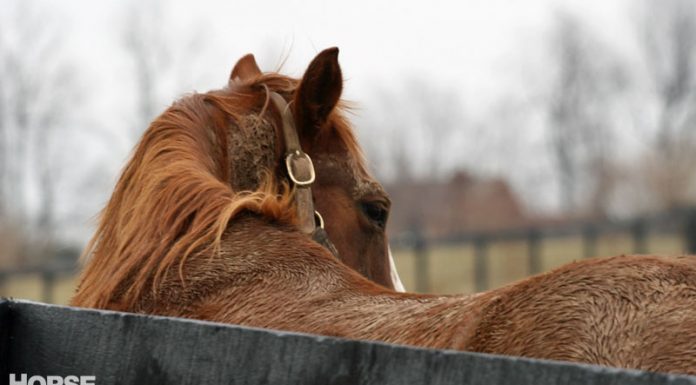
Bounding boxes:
0 300 9 378
1 299 695 385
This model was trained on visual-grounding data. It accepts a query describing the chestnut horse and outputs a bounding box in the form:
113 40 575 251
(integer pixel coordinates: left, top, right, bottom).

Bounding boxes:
72 48 696 375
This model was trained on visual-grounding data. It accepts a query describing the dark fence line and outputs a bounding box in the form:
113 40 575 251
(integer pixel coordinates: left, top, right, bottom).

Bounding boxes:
393 207 696 293
3 208 696 302
2 299 695 385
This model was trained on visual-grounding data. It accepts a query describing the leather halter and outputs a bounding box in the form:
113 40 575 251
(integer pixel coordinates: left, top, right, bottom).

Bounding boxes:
268 91 339 256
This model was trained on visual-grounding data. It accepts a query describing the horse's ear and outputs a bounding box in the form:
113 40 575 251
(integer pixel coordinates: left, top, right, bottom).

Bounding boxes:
230 54 262 83
294 47 343 139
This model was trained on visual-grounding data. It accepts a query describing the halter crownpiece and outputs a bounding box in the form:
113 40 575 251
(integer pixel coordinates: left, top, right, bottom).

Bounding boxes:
268 91 338 256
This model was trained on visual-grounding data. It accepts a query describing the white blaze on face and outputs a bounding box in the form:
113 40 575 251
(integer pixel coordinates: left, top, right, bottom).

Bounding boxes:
388 245 406 292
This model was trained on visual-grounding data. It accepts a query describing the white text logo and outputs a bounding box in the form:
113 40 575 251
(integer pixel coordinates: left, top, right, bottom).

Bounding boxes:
9 374 96 385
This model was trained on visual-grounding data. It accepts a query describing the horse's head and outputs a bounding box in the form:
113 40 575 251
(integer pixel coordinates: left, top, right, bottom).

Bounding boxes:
72 48 404 310
229 48 404 291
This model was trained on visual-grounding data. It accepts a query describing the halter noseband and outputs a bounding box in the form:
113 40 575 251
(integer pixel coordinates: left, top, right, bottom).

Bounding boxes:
268 91 338 256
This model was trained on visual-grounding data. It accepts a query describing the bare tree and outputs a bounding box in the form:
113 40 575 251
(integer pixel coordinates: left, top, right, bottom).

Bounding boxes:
0 1 81 262
545 12 626 216
359 89 416 183
122 1 170 139
121 0 208 140
360 79 471 183
637 0 696 209
410 80 470 178
0 31 8 221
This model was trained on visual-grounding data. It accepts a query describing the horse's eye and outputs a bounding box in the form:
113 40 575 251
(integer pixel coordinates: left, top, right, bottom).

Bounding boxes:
360 201 389 229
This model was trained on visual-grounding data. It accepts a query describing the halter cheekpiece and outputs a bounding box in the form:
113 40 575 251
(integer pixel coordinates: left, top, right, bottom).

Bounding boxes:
267 91 338 256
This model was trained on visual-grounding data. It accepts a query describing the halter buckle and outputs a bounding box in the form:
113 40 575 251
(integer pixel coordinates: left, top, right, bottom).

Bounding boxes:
285 150 316 187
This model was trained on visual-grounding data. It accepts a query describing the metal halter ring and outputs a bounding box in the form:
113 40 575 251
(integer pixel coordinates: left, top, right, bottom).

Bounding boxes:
314 211 325 229
285 151 316 187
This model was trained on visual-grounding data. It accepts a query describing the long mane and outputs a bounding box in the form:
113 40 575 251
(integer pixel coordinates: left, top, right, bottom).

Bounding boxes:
73 73 364 309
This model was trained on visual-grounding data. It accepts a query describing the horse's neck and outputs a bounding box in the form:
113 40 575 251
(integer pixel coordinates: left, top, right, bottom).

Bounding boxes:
267 292 491 349
166 215 489 350
149 220 696 374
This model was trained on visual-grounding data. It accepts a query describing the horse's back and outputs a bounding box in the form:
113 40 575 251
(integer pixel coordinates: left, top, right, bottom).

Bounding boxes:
469 254 696 375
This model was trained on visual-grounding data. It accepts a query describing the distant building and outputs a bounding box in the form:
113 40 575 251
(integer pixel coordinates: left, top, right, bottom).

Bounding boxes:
386 171 527 239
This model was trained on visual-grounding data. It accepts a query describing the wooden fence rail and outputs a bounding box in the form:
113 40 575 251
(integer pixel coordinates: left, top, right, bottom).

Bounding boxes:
1 299 695 385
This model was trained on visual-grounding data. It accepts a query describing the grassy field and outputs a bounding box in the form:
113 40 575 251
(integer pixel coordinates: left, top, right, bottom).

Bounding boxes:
1 273 77 305
0 233 687 304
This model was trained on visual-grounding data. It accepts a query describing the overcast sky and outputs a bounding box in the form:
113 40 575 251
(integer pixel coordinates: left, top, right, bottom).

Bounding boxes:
51 0 633 113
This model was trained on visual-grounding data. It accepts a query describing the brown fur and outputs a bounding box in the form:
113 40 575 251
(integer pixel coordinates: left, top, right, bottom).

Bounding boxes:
72 49 696 375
